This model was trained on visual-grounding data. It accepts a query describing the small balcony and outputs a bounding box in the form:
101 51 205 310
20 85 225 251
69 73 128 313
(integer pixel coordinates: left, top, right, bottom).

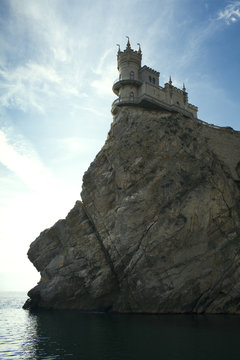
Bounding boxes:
111 93 197 119
112 97 138 106
112 79 142 95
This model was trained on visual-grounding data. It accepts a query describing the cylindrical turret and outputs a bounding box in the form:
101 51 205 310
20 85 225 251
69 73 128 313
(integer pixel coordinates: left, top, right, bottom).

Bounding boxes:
112 39 142 100
117 38 142 81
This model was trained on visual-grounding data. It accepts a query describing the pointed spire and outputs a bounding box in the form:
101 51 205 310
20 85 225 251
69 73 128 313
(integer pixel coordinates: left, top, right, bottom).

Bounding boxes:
169 75 172 85
126 36 131 49
137 42 142 54
182 83 186 92
116 44 120 53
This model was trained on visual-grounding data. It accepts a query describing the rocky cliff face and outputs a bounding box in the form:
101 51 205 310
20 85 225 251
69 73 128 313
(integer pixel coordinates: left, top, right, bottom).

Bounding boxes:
24 107 240 313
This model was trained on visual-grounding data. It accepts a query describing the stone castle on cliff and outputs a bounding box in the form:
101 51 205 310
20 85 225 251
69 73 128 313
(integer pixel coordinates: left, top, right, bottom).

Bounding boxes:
112 38 198 118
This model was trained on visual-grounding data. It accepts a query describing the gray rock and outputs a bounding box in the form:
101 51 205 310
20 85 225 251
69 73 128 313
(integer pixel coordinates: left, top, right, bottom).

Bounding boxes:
24 107 240 313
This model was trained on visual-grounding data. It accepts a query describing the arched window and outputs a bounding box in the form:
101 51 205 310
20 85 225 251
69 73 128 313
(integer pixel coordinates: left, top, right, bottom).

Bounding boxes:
130 71 134 80
152 77 155 84
130 91 134 102
149 75 152 82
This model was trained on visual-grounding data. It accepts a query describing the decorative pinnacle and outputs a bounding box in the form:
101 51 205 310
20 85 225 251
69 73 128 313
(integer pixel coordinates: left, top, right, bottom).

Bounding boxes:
182 83 186 92
137 42 141 53
116 44 120 52
169 75 172 85
126 36 131 49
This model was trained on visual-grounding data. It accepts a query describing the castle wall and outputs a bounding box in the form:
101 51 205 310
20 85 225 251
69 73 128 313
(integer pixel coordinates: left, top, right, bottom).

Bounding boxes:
138 82 198 118
138 82 166 102
139 67 159 87
163 84 171 104
163 84 185 106
186 104 198 118
171 89 185 108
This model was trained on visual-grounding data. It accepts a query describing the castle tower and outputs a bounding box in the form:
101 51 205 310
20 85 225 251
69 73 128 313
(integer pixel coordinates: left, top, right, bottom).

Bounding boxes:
112 40 198 118
112 38 142 101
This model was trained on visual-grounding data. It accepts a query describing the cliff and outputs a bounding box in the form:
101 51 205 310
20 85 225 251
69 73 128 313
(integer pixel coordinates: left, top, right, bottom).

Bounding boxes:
24 107 240 313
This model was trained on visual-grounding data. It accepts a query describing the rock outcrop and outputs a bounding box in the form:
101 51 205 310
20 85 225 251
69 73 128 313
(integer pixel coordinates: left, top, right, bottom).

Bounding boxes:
24 107 240 313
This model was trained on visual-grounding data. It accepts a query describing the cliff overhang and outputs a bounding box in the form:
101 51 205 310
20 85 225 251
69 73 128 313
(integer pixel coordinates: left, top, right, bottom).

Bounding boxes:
24 107 240 313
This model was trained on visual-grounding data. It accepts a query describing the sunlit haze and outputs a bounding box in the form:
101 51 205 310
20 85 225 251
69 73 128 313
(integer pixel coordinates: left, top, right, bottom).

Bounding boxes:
0 0 240 291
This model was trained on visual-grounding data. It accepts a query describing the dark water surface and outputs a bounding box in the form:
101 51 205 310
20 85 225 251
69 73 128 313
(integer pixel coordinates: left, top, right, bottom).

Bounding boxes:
1 292 240 359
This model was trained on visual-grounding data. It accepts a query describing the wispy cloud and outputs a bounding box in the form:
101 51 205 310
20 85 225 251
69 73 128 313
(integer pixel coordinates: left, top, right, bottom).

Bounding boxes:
170 17 220 70
0 0 91 114
91 64 116 97
0 127 54 190
0 62 61 112
218 1 240 24
168 0 240 71
0 125 82 277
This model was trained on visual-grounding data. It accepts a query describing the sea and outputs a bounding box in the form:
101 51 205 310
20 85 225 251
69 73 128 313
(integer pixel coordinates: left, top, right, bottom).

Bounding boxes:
1 292 240 360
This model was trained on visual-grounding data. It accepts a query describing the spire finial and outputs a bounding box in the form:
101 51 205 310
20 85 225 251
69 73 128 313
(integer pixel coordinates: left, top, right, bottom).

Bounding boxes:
126 36 131 49
137 42 141 53
169 75 172 85
116 44 120 52
182 83 186 92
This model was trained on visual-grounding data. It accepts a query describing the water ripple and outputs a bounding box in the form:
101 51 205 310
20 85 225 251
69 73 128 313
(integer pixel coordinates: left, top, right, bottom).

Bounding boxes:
1 292 240 360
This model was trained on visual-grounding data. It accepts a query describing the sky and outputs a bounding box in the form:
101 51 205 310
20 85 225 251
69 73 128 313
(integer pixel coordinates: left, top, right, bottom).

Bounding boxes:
0 0 239 292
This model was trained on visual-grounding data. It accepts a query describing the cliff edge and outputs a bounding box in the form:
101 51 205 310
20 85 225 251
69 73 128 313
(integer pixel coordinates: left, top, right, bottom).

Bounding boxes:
24 107 240 313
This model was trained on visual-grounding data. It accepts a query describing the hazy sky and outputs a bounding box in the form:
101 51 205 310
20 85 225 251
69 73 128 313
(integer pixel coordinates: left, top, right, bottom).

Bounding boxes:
0 0 239 291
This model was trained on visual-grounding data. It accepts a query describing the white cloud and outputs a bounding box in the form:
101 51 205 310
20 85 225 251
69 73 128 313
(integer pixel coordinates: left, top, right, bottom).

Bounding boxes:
93 49 113 75
0 128 54 190
0 62 62 112
91 64 116 97
0 59 88 113
175 16 222 70
218 1 240 24
0 0 90 115
0 127 81 282
70 103 106 117
9 0 77 57
0 180 78 278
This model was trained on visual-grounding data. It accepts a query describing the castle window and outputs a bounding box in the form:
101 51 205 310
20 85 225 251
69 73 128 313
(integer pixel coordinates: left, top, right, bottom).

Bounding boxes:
130 91 134 102
130 71 134 80
148 76 155 84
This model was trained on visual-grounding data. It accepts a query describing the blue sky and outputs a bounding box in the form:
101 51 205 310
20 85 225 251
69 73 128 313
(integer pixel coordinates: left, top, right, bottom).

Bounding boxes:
0 0 239 291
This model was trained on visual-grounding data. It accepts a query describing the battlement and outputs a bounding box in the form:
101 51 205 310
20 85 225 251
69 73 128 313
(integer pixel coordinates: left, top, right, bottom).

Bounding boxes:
117 38 142 73
118 48 140 57
117 49 141 66
188 103 198 111
165 83 185 95
140 65 160 76
112 39 198 119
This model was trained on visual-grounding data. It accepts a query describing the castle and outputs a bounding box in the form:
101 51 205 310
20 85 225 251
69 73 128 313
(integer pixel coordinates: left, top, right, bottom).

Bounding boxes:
112 38 198 118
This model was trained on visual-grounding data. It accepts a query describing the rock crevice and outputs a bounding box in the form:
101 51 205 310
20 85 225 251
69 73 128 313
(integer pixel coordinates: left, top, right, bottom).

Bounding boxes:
82 203 120 290
24 107 240 313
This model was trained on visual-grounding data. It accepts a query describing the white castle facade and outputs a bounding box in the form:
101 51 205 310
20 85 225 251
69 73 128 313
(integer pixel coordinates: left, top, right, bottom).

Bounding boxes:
112 39 198 118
